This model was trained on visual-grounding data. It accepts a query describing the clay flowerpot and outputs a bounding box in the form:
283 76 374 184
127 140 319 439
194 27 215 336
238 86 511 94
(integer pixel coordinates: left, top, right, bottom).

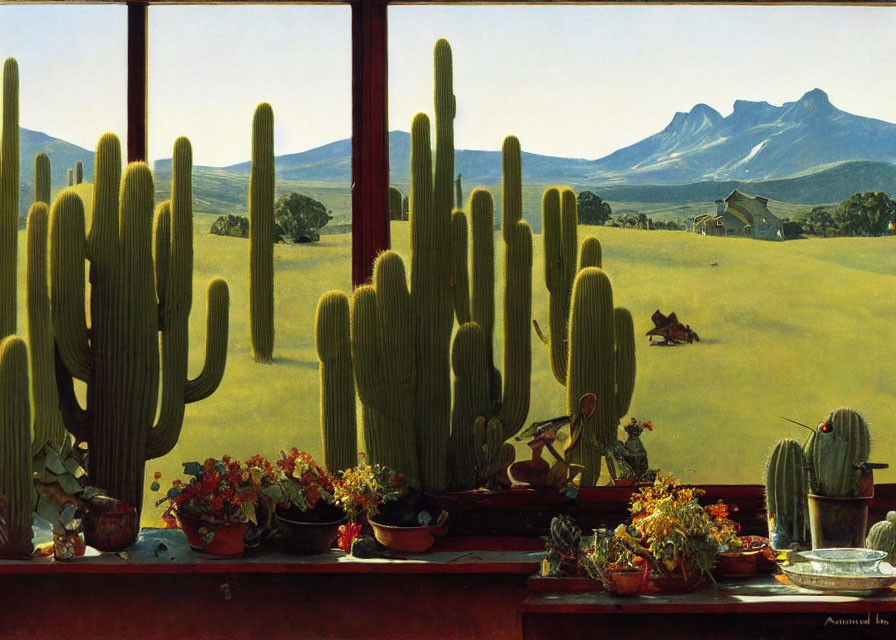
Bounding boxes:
176 511 247 558
607 567 644 596
369 510 449 553
83 496 138 552
807 494 871 549
275 509 347 554
714 550 761 578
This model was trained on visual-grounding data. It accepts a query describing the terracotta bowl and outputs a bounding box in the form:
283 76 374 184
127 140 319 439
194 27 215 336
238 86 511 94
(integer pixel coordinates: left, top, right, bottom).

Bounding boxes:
369 510 449 553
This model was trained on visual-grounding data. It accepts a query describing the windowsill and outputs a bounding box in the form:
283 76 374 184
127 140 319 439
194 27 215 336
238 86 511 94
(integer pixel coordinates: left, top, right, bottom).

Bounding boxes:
0 528 543 575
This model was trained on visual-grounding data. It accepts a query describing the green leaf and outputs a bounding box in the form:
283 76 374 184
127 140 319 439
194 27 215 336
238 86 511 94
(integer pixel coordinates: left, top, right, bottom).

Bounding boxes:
45 448 67 475
81 486 104 501
182 462 202 477
36 498 62 528
57 473 83 496
149 481 161 492
241 501 258 525
59 504 77 526
63 456 80 475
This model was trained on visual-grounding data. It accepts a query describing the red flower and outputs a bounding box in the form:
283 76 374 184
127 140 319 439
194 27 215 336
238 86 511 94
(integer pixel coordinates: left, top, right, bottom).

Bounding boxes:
337 522 363 552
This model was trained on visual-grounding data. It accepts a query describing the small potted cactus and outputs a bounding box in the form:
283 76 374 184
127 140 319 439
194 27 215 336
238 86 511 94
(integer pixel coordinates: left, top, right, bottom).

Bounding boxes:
805 408 888 548
866 512 896 564
764 438 809 550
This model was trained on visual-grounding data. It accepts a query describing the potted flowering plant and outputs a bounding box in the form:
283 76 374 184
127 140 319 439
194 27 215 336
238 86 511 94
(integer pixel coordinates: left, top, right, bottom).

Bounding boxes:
264 449 346 554
332 453 407 552
153 456 262 558
582 526 648 595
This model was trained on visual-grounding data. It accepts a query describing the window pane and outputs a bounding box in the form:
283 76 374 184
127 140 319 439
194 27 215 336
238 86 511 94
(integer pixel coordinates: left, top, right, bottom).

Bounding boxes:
147 4 351 522
389 4 896 485
0 4 126 208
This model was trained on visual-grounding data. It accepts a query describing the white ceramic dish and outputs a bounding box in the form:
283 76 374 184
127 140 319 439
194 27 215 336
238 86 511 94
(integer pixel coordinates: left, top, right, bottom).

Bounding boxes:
781 561 896 595
800 548 887 574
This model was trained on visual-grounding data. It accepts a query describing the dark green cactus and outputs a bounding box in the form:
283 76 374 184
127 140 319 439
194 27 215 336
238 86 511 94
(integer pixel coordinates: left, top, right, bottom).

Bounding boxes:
455 173 463 209
66 169 72 187
472 417 514 490
249 102 274 363
0 58 18 341
316 290 357 474
450 208 471 325
75 160 83 185
26 202 67 454
468 189 497 405
450 323 491 488
542 186 578 384
34 153 50 205
765 438 809 550
351 251 419 485
867 512 896 563
52 134 229 517
805 407 871 497
0 336 32 558
389 186 403 221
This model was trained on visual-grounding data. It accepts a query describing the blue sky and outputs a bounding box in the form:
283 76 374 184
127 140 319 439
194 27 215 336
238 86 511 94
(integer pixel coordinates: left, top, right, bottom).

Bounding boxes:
2 3 896 165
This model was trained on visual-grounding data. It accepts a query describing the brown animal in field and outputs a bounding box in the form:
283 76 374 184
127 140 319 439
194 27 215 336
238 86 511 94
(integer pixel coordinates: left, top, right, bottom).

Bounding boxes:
646 309 699 345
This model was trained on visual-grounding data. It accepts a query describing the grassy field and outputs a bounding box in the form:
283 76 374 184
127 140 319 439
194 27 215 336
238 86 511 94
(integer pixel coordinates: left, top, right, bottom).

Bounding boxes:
14 195 896 525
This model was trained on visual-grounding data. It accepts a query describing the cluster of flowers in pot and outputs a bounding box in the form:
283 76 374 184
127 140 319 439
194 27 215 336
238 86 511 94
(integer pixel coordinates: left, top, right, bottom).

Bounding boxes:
581 473 747 587
153 450 407 549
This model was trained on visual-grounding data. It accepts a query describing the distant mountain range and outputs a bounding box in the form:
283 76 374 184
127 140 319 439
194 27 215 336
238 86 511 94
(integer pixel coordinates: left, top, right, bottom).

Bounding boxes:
16 88 896 219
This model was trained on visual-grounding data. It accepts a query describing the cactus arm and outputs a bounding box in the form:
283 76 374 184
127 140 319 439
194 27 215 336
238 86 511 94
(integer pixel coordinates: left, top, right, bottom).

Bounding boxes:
351 285 386 410
249 103 275 363
450 210 471 324
497 220 533 440
0 58 18 340
182 279 229 405
26 203 67 453
468 188 499 408
614 307 636 420
501 137 523 243
49 191 92 382
53 342 88 442
86 133 122 265
316 291 357 474
580 237 602 269
34 153 51 205
153 202 171 313
0 336 33 558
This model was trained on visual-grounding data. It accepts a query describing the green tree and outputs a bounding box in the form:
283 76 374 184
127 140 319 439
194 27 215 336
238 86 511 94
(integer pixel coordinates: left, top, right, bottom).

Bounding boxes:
577 190 612 225
834 192 894 237
273 192 332 243
802 206 833 237
209 214 249 238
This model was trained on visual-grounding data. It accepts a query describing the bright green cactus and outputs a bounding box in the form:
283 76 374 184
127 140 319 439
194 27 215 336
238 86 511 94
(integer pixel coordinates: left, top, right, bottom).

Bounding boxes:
26 202 67 454
34 153 50 205
867 512 896 563
316 290 357 474
580 236 602 270
249 102 274 363
0 58 18 341
805 407 871 497
765 438 809 550
351 251 419 484
563 267 636 485
0 336 32 558
51 134 229 517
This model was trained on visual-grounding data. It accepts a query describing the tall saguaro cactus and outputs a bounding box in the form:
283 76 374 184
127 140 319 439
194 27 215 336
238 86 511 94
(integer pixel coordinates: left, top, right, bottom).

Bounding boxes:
351 251 419 483
0 336 32 558
26 202 67 454
564 268 636 485
75 160 83 185
52 133 229 516
0 58 18 341
316 290 357 474
249 102 274 363
34 153 50 205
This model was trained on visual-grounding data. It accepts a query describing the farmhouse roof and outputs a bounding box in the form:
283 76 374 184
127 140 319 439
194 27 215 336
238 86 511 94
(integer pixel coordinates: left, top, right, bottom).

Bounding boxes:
722 189 780 227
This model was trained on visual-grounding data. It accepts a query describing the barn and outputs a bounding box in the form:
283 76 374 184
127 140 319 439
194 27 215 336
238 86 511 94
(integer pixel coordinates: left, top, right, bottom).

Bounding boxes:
693 189 784 240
